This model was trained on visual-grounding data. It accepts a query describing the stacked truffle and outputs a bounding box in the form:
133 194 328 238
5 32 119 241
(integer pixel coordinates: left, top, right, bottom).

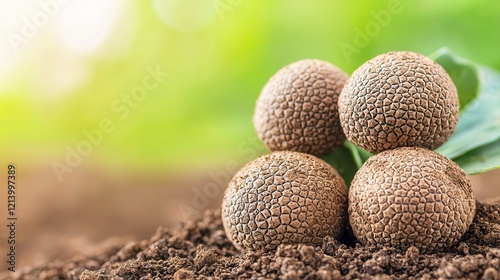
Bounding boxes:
222 60 350 251
222 52 476 254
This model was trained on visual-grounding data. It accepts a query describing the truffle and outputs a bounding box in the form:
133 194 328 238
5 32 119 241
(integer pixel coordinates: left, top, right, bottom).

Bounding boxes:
348 147 476 253
338 51 459 154
254 59 349 155
222 151 348 251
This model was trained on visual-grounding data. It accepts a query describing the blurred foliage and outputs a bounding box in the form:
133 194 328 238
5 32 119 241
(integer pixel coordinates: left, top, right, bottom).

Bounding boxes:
2 0 500 171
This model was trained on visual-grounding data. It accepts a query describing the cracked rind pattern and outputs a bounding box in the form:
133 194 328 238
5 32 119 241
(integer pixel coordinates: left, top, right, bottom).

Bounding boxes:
338 51 459 154
254 59 349 156
222 151 348 252
349 147 476 253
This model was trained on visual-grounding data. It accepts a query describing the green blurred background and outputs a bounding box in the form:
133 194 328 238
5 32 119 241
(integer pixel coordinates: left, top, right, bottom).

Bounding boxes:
2 0 500 271
2 0 500 172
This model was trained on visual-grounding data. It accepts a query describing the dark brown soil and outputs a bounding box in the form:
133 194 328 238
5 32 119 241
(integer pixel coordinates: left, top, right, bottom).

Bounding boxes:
11 199 500 280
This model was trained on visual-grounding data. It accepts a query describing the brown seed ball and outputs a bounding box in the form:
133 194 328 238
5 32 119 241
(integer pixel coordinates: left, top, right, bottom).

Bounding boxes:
349 147 476 253
222 151 348 251
338 51 459 154
254 59 349 156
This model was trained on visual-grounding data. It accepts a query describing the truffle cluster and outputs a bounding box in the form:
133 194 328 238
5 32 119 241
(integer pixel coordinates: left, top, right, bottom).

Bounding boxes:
222 52 476 254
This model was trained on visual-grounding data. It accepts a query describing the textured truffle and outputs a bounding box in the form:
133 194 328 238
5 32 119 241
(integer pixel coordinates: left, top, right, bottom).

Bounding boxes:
222 151 348 251
349 147 476 253
338 51 459 154
254 59 349 156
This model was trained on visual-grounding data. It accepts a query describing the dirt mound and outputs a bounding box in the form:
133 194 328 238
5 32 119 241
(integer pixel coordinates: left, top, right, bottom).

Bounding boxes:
11 200 500 280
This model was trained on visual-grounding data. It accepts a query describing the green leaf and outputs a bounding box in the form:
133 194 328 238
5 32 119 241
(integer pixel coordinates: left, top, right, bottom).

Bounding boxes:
322 145 359 186
431 48 479 111
453 138 500 174
323 142 372 186
344 141 372 169
435 54 500 166
433 49 500 173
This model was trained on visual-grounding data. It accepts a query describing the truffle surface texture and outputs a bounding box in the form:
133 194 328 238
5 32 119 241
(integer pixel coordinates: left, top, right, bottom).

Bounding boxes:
254 59 349 155
349 147 476 253
339 51 459 154
222 151 348 251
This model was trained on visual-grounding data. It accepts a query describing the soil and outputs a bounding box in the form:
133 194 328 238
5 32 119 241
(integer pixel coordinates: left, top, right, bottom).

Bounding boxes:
9 199 500 280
